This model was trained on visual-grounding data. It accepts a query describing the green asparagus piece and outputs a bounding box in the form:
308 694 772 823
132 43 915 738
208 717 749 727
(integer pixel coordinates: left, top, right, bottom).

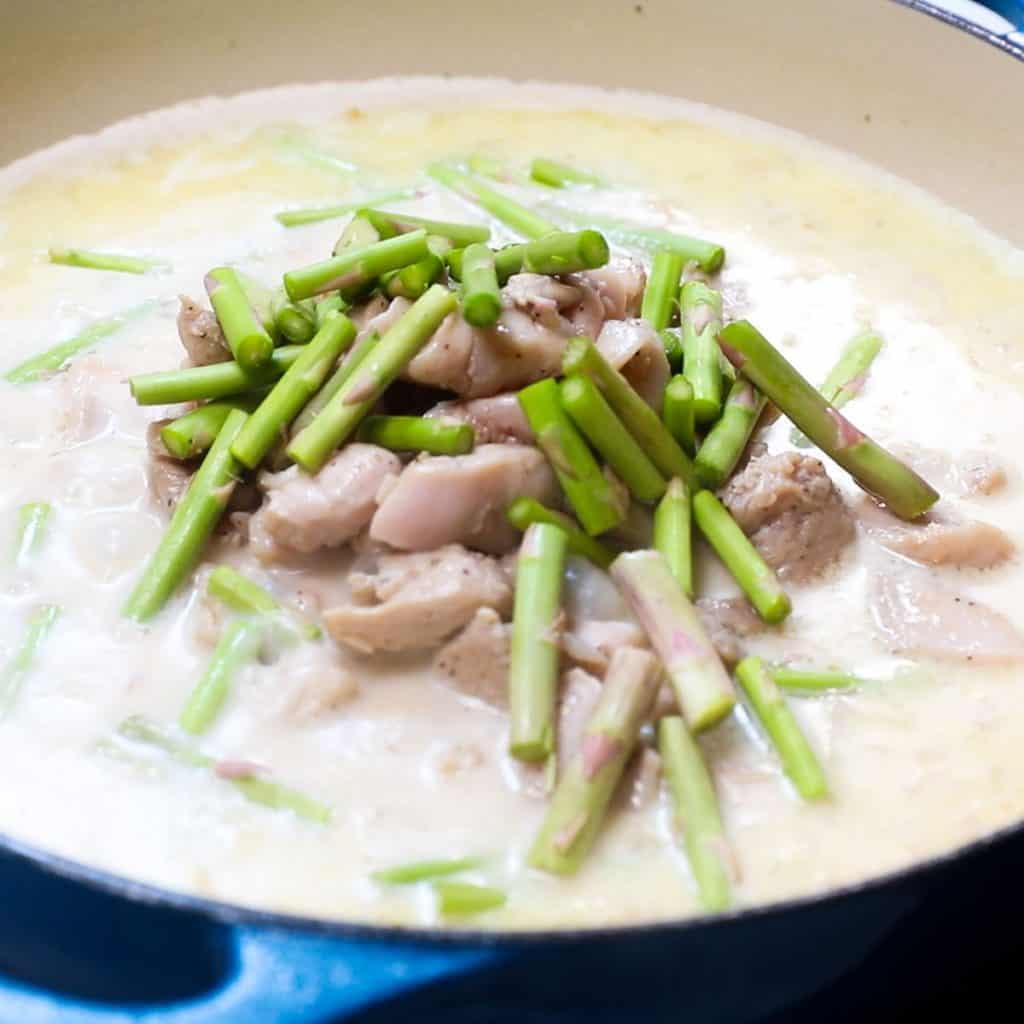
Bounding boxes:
530 158 603 189
517 378 626 536
205 267 274 371
357 415 474 455
314 293 346 327
287 285 456 472
48 248 162 274
539 204 725 272
692 491 790 625
735 657 828 800
659 716 732 912
122 409 248 622
529 647 660 874
792 331 885 447
611 550 736 731
505 498 614 569
117 716 331 823
719 321 938 519
333 215 380 255
446 243 526 284
233 272 280 341
434 881 507 917
231 311 356 469
560 375 666 503
663 375 696 456
466 154 510 180
13 502 53 564
5 301 155 383
427 163 557 239
509 523 569 762
381 253 444 300
274 190 414 227
271 291 317 343
520 230 609 275
660 330 685 372
179 618 266 734
641 251 684 330
460 243 502 327
159 397 262 461
680 281 723 425
284 230 430 302
373 856 484 885
207 565 321 641
770 667 869 693
0 605 61 713
562 337 697 489
359 209 490 247
654 478 694 598
695 379 767 489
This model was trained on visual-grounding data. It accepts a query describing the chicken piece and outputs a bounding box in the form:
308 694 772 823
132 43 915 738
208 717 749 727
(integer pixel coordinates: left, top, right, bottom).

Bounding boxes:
572 258 647 319
145 421 193 514
720 452 856 581
561 619 648 674
596 318 671 412
893 444 1008 497
434 607 511 708
425 394 534 445
177 296 230 366
857 500 1014 570
349 293 392 333
370 445 558 555
557 668 604 771
696 597 768 664
249 444 401 561
870 568 1024 664
324 545 513 653
282 664 361 722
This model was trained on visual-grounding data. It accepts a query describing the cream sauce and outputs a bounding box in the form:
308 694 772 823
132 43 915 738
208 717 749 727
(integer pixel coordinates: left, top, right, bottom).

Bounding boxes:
0 79 1022 930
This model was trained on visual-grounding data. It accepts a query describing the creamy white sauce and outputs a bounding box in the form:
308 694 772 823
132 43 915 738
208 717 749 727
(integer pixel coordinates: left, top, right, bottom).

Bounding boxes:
1 79 1023 930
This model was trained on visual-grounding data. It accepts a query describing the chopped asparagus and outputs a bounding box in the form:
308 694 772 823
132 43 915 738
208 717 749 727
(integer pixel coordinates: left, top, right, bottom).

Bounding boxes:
663 375 696 456
13 502 53 564
274 190 415 226
373 856 484 885
160 397 262 461
48 248 162 274
460 243 502 327
680 281 723 425
205 267 275 371
641 251 684 330
520 230 609 275
207 566 321 641
771 667 869 693
356 415 474 456
314 293 346 327
271 291 317 343
695 379 767 489
333 215 380 255
446 243 526 284
381 253 445 300
434 881 507 917
654 478 694 598
0 605 61 714
660 329 685 372
505 497 614 569
530 158 603 189
359 209 490 247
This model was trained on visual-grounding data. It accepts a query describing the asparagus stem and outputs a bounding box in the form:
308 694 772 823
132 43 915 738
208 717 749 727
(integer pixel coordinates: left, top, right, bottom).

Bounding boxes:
381 253 444 301
538 204 725 272
122 409 248 622
129 346 303 406
287 285 456 472
792 331 885 447
734 657 828 801
116 716 331 823
6 301 155 383
205 267 275 370
274 190 414 227
372 856 484 884
530 158 603 189
520 230 609 275
434 881 507 917
359 208 490 247
284 230 430 302
446 243 526 284
660 329 685 372
460 243 502 327
0 605 61 714
695 379 767 489
517 378 626 536
562 337 696 489
333 214 380 255
692 490 790 624
314 293 346 327
179 618 266 734
658 716 732 912
770 667 869 693
356 415 474 455
680 281 724 425
13 502 53 564
230 311 355 470
611 550 736 731
427 163 557 239
719 321 938 519
271 290 317 343
641 251 685 330
160 396 262 461
207 566 321 641
654 478 694 598
663 375 696 456
48 248 162 274
509 523 569 762
560 375 666 503
466 154 510 180
528 647 660 874
505 497 614 569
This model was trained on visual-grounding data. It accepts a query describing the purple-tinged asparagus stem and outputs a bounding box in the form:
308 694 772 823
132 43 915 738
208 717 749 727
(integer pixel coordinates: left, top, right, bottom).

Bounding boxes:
694 378 767 489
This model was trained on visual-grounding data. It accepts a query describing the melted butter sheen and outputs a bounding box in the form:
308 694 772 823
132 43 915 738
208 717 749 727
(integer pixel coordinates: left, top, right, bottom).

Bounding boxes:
0 79 1022 930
